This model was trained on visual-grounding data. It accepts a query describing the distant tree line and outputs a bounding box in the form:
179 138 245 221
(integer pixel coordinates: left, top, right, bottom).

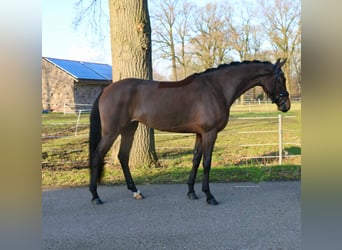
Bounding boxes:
150 0 301 99
73 0 301 98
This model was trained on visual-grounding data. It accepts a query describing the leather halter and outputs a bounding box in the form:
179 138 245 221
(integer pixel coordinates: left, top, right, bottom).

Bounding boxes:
270 70 289 106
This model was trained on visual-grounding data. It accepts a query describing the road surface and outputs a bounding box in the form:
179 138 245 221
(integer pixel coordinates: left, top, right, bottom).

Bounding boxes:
43 182 300 249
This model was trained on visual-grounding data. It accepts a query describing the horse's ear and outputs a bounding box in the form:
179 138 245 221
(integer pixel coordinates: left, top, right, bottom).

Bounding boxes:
280 58 287 67
275 58 287 69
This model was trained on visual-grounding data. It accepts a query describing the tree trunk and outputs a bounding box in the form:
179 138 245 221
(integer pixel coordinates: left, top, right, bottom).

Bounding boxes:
108 0 158 167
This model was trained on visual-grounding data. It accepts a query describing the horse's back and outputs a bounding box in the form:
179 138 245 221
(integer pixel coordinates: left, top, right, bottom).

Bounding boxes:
100 78 156 102
98 77 226 133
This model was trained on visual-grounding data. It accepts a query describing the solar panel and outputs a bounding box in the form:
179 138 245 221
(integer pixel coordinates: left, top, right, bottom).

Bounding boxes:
45 57 112 81
83 62 112 80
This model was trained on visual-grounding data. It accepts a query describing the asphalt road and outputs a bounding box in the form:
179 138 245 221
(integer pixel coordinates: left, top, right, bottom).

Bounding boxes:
43 182 300 249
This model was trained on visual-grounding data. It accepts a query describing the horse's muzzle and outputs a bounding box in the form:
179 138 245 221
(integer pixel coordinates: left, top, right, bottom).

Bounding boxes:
278 98 291 112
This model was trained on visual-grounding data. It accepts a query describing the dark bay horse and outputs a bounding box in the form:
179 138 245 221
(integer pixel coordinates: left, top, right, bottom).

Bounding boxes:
89 59 290 205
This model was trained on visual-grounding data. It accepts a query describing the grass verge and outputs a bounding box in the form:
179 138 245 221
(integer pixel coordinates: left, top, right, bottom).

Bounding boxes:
42 164 300 189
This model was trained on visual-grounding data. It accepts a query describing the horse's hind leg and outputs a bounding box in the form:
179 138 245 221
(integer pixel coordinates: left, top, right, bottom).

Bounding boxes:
89 153 104 204
118 121 144 199
90 134 118 204
187 134 202 200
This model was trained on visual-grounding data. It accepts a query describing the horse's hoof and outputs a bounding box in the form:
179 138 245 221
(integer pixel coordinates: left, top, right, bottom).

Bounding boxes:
206 197 218 205
91 197 104 205
187 192 199 200
133 191 144 200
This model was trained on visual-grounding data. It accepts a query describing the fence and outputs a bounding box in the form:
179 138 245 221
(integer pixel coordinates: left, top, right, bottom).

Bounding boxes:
62 99 301 114
63 103 92 115
233 115 300 164
230 98 301 113
153 115 300 165
43 101 301 165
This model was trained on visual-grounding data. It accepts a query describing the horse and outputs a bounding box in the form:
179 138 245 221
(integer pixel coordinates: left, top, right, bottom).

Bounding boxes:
89 59 290 205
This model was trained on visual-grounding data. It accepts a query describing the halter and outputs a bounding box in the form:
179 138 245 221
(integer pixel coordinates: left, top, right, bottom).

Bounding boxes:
270 69 289 107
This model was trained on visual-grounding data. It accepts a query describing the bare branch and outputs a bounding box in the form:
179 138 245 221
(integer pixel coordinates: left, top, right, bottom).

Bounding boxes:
72 0 109 46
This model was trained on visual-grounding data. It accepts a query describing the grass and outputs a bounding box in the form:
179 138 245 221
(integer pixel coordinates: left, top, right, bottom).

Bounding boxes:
42 164 301 188
42 102 301 188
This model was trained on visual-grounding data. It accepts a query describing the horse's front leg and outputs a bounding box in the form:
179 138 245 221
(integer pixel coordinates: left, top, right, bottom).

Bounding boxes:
201 131 218 205
187 134 202 200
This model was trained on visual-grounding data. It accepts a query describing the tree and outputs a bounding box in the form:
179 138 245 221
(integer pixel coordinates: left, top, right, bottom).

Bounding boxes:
259 0 301 96
73 0 109 48
151 0 194 80
151 0 178 80
190 3 232 71
108 0 158 167
226 3 263 102
74 0 158 167
227 10 262 61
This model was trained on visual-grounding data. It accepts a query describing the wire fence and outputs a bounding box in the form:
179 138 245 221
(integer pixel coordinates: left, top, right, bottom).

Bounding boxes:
153 115 300 165
234 115 299 164
63 103 92 115
42 101 301 166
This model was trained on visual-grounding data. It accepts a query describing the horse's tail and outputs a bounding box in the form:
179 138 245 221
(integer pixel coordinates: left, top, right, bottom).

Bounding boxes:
89 92 104 183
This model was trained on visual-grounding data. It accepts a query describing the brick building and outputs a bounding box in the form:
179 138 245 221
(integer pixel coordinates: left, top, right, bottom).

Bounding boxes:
42 57 112 112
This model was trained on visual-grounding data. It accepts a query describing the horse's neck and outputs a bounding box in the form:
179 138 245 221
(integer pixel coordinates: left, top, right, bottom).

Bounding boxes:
217 66 272 107
233 74 260 100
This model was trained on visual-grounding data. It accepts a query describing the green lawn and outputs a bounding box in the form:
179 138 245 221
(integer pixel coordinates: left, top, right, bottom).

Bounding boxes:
42 102 301 188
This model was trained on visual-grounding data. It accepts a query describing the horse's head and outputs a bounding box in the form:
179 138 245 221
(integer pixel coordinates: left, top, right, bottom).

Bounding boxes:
263 58 291 112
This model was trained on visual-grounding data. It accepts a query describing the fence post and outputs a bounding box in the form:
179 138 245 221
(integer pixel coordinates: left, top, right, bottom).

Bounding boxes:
278 114 283 165
75 110 82 136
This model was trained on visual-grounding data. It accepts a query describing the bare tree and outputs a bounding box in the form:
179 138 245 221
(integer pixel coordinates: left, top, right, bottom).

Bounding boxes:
226 3 263 102
151 0 178 80
174 0 195 78
190 3 232 71
73 0 109 46
259 0 301 96
227 14 262 61
151 0 194 80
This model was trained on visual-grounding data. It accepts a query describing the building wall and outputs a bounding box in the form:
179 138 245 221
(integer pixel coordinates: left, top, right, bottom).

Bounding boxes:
42 59 75 112
42 59 111 112
73 82 108 111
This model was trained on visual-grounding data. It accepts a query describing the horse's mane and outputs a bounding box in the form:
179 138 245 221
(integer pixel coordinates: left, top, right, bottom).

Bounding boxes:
158 60 273 88
198 60 272 75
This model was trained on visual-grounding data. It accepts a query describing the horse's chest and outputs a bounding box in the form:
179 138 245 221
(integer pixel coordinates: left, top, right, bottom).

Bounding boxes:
197 108 228 132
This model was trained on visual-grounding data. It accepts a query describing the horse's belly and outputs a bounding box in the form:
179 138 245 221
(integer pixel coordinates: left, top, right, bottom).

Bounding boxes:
131 86 216 133
133 105 196 133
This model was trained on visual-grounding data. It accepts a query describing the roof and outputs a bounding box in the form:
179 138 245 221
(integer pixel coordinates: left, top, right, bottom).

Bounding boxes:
44 57 112 81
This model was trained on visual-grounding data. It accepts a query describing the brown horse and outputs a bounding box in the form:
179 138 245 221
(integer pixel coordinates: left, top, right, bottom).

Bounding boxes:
89 59 290 205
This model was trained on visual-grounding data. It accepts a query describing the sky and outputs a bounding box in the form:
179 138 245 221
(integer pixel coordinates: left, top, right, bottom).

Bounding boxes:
42 0 231 67
42 0 259 71
42 0 112 64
